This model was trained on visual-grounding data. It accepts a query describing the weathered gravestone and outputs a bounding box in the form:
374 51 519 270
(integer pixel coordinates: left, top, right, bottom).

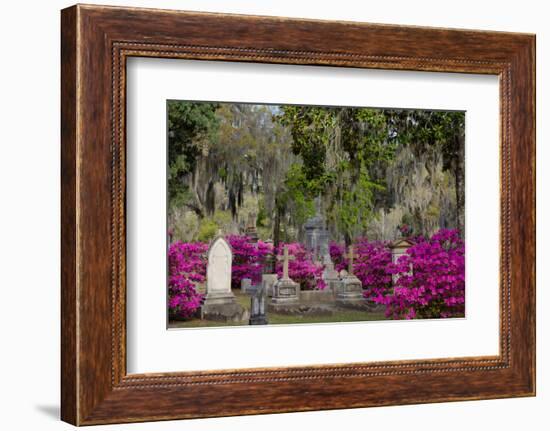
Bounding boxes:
262 273 278 297
249 283 268 325
389 238 414 283
304 196 330 263
202 235 246 322
335 245 364 306
240 278 252 293
322 257 340 292
244 212 259 243
270 246 300 310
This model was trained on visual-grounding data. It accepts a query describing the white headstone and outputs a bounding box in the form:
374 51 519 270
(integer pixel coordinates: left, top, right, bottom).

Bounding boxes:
202 235 244 322
206 236 232 295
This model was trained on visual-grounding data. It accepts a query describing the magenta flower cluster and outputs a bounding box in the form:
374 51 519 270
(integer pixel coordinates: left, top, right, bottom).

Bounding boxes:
330 239 393 301
383 229 465 319
168 241 207 318
168 229 465 320
331 229 465 319
275 242 326 290
168 236 330 320
226 235 273 287
354 240 394 302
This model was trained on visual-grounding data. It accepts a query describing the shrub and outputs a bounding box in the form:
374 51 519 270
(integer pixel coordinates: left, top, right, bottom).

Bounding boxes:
330 239 392 300
197 219 218 242
167 230 465 321
329 242 346 272
168 241 207 319
383 229 465 319
226 235 273 288
353 239 393 302
276 243 325 290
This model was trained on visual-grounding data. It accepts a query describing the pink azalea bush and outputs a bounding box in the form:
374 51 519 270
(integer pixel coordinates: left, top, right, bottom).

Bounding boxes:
383 229 465 319
354 239 393 302
168 236 274 319
332 229 465 319
168 229 465 320
226 235 273 287
329 242 346 271
330 239 393 301
168 241 207 319
276 242 326 290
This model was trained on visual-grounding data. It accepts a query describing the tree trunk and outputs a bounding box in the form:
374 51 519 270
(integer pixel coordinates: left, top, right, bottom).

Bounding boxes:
454 135 465 235
344 232 352 248
272 201 282 273
183 202 204 219
189 165 206 219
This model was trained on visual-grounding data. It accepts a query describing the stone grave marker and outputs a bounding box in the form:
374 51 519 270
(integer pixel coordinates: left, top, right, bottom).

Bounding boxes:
262 273 278 297
202 234 245 322
335 245 364 306
389 238 414 283
270 245 300 310
322 256 339 293
241 278 252 293
244 212 259 243
249 283 268 325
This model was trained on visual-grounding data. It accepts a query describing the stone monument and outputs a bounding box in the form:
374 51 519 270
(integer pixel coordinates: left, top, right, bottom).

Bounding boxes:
335 245 364 306
262 273 278 297
240 277 252 293
202 234 246 322
262 239 275 273
389 238 414 283
304 196 330 263
249 282 268 325
270 246 300 310
244 212 259 243
322 255 339 292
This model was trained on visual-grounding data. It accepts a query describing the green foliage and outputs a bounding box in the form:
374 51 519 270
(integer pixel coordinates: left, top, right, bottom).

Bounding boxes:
331 164 384 241
167 100 220 206
168 208 199 243
256 199 270 228
385 109 465 232
277 164 317 226
385 110 464 164
277 106 335 180
197 219 218 242
167 101 465 245
275 106 396 242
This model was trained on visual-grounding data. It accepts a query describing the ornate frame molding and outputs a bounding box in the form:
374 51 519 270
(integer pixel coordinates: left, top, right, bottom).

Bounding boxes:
61 4 535 425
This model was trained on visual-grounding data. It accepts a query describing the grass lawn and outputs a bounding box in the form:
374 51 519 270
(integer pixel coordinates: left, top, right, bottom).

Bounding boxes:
168 289 388 329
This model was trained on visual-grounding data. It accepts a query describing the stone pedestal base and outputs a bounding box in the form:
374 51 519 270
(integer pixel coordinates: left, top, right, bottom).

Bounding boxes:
323 265 340 293
249 284 268 325
363 300 386 313
270 278 300 311
262 274 278 297
335 275 364 307
249 314 268 325
201 292 246 322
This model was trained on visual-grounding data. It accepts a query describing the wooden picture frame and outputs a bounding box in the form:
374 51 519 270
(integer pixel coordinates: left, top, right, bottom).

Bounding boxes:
61 4 535 425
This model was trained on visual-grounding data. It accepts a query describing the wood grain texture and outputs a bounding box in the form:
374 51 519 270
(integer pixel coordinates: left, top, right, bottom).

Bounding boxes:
60 5 78 425
60 4 535 426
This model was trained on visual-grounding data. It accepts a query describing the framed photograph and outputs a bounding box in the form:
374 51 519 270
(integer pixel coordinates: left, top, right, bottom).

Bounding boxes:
61 4 535 425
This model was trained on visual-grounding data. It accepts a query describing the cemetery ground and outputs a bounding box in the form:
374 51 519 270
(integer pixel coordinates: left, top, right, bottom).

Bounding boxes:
168 288 388 329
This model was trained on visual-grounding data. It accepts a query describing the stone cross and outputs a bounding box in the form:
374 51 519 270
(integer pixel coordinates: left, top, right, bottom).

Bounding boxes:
344 245 355 274
277 245 295 280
